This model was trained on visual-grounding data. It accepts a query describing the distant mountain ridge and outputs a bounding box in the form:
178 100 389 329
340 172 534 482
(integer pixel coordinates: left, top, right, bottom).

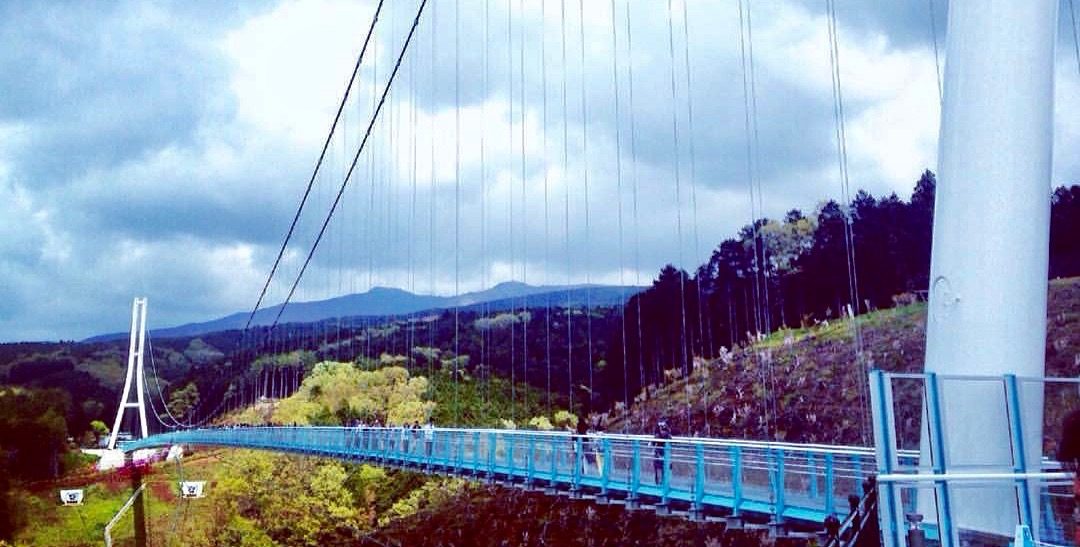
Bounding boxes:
83 282 643 342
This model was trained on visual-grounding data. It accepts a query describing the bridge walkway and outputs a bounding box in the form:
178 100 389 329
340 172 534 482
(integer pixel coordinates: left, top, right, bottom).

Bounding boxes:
126 426 877 526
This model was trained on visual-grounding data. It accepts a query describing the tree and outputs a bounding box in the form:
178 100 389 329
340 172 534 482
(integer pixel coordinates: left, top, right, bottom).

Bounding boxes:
90 420 109 445
235 363 437 426
1051 185 1080 278
0 387 71 480
213 451 373 547
168 382 201 423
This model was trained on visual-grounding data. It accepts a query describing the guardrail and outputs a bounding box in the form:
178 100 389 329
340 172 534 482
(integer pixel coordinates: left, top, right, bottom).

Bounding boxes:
870 371 1080 547
126 426 877 524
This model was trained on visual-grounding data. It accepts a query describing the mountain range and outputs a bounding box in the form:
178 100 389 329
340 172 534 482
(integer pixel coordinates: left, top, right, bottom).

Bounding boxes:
84 282 644 342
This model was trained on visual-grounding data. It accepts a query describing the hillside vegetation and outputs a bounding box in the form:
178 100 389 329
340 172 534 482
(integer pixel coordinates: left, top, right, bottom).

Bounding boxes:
610 277 1080 448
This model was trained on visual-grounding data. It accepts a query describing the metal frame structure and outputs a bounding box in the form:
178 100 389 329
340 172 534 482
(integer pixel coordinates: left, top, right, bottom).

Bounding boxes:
871 371 1077 547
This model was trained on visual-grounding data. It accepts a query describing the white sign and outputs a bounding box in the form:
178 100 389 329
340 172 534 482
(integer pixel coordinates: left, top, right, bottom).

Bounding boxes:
179 481 206 498
60 489 84 505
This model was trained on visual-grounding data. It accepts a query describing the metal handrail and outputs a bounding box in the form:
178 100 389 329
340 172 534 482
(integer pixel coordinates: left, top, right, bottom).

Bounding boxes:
126 425 880 523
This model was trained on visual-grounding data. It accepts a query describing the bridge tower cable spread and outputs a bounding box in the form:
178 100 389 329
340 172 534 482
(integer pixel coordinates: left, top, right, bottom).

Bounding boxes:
427 0 437 394
736 0 772 439
507 0 517 423
738 0 774 351
365 20 380 368
925 0 943 102
505 0 518 423
479 0 490 411
144 337 184 429
408 1 419 392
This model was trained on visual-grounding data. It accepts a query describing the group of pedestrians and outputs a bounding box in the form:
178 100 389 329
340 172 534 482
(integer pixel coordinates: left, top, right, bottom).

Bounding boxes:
346 418 436 457
570 416 674 483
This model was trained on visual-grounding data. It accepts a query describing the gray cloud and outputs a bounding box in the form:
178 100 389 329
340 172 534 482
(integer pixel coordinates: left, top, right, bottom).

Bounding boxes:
0 0 1075 341
0 2 255 185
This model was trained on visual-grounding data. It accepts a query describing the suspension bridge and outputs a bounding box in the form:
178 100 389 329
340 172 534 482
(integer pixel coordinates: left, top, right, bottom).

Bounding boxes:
124 426 879 527
93 0 1080 545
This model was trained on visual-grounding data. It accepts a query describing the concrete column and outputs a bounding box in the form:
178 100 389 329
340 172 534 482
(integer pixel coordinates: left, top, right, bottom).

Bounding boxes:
923 0 1057 539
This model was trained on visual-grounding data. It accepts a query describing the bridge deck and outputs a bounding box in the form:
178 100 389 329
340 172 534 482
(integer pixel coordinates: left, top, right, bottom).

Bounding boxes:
126 427 880 524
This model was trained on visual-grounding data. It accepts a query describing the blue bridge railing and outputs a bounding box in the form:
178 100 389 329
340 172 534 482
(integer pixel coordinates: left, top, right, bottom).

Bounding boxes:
125 426 879 524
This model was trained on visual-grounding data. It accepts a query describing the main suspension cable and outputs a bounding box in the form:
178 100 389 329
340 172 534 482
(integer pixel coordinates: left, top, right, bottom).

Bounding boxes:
267 0 430 335
243 0 386 335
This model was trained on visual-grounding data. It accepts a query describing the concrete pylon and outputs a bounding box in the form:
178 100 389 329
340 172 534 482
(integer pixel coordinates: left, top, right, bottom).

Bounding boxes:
922 0 1057 540
108 297 149 450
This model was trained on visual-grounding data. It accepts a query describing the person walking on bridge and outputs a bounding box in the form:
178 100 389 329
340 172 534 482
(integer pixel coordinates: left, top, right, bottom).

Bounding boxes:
653 420 672 484
423 418 435 458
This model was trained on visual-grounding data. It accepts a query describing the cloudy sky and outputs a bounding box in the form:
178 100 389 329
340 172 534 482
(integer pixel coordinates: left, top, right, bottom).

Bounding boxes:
1 0 1077 342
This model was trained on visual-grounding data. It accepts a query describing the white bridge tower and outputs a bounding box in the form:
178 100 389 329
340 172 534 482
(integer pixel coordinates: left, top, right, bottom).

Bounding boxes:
918 0 1057 540
108 297 150 450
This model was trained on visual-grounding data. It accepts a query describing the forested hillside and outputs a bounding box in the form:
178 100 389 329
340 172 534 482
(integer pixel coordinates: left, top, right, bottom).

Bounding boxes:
602 177 1080 408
